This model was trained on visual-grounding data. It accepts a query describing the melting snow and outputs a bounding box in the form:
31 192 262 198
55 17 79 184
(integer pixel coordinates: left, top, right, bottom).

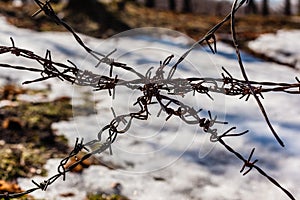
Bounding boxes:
0 17 299 199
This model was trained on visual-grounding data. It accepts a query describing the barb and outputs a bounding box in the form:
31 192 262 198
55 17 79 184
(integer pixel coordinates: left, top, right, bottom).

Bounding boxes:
230 0 284 147
239 148 258 176
32 0 120 68
218 138 295 200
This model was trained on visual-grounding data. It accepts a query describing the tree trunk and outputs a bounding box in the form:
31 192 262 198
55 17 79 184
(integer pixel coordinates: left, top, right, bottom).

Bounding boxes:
245 0 258 14
182 0 191 13
145 0 155 8
116 0 126 11
284 0 291 15
169 0 176 11
262 0 269 16
65 0 129 35
66 0 97 11
50 0 60 3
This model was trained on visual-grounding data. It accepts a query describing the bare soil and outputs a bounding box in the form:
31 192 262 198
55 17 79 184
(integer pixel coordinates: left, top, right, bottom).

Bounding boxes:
1 1 300 42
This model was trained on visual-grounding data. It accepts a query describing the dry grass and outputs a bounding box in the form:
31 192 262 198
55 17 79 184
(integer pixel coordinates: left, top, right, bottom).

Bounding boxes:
121 3 300 43
1 1 300 41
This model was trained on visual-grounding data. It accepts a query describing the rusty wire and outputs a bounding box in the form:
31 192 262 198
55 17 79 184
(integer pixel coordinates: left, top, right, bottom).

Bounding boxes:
0 0 298 199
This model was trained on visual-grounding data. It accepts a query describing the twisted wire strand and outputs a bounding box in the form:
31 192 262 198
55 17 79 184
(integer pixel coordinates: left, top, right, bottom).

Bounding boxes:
0 0 298 199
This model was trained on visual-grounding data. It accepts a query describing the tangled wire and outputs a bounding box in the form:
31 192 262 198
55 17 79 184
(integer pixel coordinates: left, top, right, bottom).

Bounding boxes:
0 0 299 199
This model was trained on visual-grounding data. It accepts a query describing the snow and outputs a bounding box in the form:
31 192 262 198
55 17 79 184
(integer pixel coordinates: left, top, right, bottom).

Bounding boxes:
0 16 300 200
248 30 300 69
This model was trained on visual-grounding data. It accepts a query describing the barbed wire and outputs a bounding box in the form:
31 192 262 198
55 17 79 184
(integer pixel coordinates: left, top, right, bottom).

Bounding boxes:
0 0 298 199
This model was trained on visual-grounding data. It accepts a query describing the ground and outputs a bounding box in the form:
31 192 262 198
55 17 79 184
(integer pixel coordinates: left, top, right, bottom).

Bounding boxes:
1 1 300 67
1 1 300 41
0 1 299 200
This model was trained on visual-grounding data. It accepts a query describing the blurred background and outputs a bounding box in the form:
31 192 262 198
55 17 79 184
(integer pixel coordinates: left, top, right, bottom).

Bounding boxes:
0 1 300 199
1 0 300 40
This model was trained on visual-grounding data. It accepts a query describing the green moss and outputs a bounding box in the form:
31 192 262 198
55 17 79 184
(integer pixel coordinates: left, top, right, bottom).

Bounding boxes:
0 143 48 180
86 193 129 200
0 197 36 200
19 99 73 130
0 85 72 181
0 96 72 144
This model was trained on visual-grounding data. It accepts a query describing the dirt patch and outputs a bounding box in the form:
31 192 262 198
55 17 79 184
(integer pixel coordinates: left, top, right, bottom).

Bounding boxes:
1 1 300 41
0 84 71 181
